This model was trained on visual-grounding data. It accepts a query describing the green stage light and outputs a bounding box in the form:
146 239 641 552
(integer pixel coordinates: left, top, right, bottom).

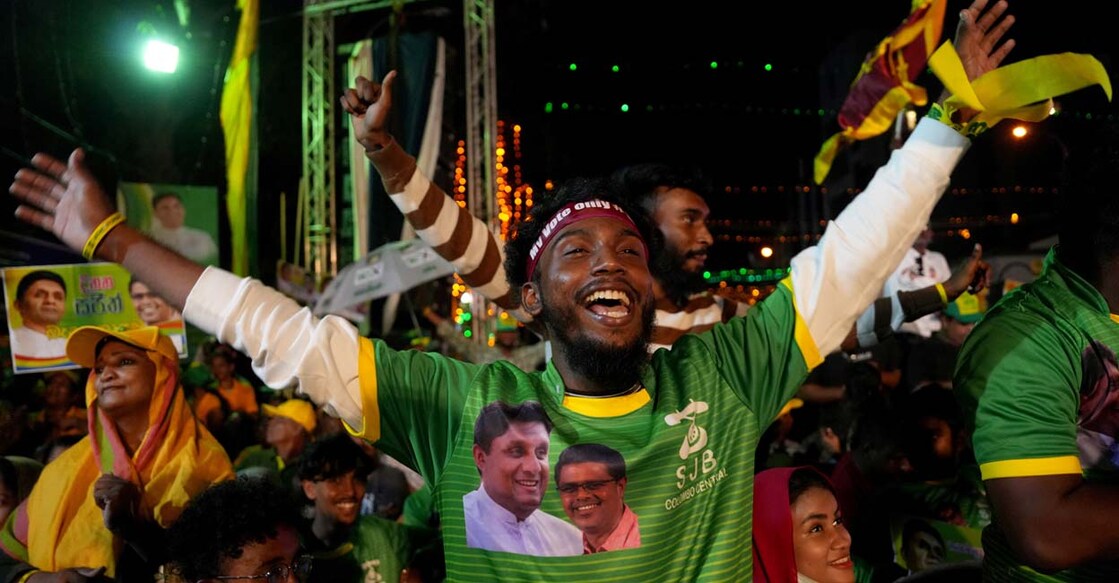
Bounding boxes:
143 39 179 73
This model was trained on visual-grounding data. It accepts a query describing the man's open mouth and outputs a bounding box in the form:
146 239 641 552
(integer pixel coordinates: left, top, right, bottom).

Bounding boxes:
582 289 632 319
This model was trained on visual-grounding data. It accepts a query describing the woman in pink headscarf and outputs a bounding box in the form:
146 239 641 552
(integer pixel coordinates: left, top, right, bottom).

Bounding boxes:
753 466 855 583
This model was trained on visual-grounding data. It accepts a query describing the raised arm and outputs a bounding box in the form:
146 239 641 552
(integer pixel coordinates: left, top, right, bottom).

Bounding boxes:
9 149 204 309
844 243 988 351
341 72 525 318
790 0 1013 358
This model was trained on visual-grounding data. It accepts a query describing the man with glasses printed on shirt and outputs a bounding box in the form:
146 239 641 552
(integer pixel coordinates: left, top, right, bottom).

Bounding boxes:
556 444 640 554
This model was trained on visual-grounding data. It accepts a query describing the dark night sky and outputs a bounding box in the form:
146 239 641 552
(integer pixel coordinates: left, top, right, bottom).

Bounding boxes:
1 0 1115 274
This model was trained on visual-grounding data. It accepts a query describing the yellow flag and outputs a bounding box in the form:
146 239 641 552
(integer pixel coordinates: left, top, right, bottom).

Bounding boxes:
928 42 1112 135
220 0 259 275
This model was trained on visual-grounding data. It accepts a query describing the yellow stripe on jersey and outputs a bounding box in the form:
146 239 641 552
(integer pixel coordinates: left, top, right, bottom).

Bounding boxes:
780 277 823 371
343 337 382 442
980 455 1082 480
563 388 651 418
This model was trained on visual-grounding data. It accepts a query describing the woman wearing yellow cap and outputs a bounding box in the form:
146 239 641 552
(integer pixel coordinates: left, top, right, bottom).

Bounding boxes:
0 326 234 582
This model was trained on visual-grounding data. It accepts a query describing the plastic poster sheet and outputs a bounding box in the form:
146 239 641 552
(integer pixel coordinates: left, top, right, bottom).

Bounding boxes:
3 263 188 374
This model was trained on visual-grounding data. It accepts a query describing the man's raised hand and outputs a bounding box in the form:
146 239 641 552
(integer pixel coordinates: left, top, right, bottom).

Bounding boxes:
340 70 398 153
955 0 1016 82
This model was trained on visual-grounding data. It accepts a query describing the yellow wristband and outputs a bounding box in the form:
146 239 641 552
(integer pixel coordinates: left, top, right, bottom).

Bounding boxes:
82 212 126 260
926 102 989 139
935 283 949 305
17 569 40 583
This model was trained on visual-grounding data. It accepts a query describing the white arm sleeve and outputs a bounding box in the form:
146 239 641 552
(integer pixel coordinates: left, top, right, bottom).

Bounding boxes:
789 118 969 357
183 267 364 428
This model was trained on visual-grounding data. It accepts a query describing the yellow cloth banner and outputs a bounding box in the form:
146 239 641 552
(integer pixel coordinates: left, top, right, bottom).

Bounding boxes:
1 350 232 575
928 42 1112 134
220 0 259 276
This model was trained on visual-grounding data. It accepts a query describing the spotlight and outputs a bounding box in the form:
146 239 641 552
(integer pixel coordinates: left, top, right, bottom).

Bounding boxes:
143 39 179 73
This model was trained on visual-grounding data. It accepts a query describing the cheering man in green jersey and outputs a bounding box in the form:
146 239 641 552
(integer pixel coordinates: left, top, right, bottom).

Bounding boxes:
7 2 1022 580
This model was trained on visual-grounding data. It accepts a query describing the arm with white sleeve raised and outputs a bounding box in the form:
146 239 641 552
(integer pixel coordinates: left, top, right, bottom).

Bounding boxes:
790 118 968 357
790 0 1016 357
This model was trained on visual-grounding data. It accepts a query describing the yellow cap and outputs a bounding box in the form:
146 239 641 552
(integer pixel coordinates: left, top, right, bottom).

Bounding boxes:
65 325 179 368
945 291 986 324
262 399 317 433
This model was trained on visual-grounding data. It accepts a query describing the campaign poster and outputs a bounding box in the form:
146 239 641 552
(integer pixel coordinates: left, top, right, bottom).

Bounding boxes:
890 514 984 573
118 182 220 266
3 263 188 374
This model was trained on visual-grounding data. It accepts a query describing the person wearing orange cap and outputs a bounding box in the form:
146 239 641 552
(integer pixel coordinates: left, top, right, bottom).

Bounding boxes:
234 398 317 490
0 325 233 582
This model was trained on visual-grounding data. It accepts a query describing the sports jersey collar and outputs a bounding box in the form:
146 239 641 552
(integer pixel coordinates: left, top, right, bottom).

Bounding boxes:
543 361 653 417
563 389 651 417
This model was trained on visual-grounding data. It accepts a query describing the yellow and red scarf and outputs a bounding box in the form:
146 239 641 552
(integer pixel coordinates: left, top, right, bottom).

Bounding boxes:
0 350 233 576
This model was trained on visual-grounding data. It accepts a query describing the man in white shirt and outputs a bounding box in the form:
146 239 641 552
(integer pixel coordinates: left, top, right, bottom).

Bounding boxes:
10 270 68 361
464 400 582 556
129 278 185 354
150 192 219 264
884 226 953 338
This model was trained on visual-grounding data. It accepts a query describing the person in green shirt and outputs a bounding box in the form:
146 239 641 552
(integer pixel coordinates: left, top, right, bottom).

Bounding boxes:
298 433 426 583
956 127 1119 580
234 398 317 491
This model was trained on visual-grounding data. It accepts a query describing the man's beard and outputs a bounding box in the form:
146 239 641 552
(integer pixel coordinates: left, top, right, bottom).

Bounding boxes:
651 246 709 305
541 298 655 392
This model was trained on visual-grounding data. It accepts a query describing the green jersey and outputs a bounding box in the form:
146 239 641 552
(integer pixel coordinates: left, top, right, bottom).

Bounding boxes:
184 117 968 583
350 283 814 581
957 249 1119 581
304 515 419 583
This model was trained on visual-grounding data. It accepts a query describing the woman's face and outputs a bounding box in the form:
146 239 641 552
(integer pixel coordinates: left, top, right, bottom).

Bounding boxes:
93 340 156 419
791 486 855 583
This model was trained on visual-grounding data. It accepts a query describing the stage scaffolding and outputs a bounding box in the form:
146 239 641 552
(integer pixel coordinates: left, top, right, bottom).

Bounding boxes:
300 0 498 281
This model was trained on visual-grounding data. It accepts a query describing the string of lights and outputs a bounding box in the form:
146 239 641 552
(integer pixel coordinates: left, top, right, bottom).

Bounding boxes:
542 101 1117 121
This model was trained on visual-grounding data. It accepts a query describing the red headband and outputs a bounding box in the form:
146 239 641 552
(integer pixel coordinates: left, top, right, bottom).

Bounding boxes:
525 199 646 281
